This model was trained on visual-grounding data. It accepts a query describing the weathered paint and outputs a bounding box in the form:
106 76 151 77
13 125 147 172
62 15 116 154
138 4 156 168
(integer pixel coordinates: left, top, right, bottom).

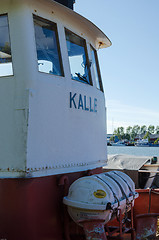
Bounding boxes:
0 0 109 178
134 189 159 216
0 0 111 239
0 168 102 240
135 213 158 240
82 221 107 240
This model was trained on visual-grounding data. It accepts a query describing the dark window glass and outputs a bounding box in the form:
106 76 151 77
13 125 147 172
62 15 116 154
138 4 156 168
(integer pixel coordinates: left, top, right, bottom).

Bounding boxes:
65 29 92 85
33 15 63 76
0 15 13 77
90 45 103 91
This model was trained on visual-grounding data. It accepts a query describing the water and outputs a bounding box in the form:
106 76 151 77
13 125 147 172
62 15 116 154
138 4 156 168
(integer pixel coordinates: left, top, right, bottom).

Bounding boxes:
107 146 159 157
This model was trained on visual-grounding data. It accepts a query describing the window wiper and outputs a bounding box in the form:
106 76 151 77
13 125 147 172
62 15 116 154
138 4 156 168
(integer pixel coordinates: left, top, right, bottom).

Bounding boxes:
75 72 89 83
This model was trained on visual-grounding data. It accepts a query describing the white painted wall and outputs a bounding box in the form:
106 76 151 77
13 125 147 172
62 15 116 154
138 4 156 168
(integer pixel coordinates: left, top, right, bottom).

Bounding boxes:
0 0 109 177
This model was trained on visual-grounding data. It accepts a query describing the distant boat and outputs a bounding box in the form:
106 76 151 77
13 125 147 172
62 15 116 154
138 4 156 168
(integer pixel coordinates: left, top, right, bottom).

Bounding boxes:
135 138 149 147
125 142 134 146
111 141 125 146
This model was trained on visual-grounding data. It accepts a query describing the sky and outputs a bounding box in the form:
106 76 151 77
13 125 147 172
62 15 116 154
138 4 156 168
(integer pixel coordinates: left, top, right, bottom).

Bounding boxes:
75 0 159 133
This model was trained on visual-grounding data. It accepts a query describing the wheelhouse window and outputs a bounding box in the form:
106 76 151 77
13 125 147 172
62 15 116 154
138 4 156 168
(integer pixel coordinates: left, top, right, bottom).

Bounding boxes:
33 15 63 76
0 15 13 77
65 29 92 85
90 46 103 92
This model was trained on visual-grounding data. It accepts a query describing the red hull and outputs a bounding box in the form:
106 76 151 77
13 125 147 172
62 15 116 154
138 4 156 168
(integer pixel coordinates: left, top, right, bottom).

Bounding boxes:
134 189 159 226
0 168 102 240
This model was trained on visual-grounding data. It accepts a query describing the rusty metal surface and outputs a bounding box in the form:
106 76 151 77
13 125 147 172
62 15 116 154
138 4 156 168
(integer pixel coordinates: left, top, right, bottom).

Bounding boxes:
83 221 107 240
135 213 158 240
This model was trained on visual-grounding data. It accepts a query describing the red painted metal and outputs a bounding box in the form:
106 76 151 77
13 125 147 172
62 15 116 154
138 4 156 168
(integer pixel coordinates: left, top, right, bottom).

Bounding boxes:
0 176 64 240
105 204 135 240
134 189 159 215
0 168 102 240
132 189 159 239
106 189 159 239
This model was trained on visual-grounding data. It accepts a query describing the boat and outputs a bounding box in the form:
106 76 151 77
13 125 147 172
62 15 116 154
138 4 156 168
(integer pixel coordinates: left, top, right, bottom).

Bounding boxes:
125 141 135 146
0 0 114 239
111 140 126 146
0 0 158 239
135 138 149 147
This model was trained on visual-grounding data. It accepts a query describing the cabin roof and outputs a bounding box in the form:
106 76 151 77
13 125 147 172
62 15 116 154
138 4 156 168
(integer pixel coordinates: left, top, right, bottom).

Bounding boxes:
46 0 112 49
104 154 153 171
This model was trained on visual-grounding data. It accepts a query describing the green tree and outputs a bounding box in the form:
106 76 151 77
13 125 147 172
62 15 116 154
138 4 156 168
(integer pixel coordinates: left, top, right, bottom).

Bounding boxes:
119 126 125 139
126 126 132 135
143 131 150 141
1 42 11 55
131 125 140 140
126 126 132 140
154 138 159 144
113 127 125 140
155 126 159 134
140 125 147 135
110 135 115 141
148 125 155 134
111 125 159 141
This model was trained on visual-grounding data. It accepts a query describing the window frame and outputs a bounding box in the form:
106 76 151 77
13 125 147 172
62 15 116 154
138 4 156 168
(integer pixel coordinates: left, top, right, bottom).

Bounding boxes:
0 13 13 77
65 28 93 86
33 14 64 77
90 45 103 92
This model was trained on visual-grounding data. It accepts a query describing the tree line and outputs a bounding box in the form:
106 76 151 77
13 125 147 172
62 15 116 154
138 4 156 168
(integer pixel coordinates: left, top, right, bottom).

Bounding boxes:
110 125 159 141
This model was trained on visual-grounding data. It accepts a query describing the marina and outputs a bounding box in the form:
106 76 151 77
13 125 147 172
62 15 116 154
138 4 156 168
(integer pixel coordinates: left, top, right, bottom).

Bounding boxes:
108 146 159 157
0 0 158 239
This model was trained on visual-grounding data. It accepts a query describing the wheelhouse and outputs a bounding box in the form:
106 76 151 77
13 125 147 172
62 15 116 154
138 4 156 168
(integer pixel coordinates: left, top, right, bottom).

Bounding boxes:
0 0 111 178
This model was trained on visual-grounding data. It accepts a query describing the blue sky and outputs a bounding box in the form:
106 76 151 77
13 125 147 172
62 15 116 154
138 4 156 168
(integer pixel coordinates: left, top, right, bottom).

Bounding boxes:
75 0 159 133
